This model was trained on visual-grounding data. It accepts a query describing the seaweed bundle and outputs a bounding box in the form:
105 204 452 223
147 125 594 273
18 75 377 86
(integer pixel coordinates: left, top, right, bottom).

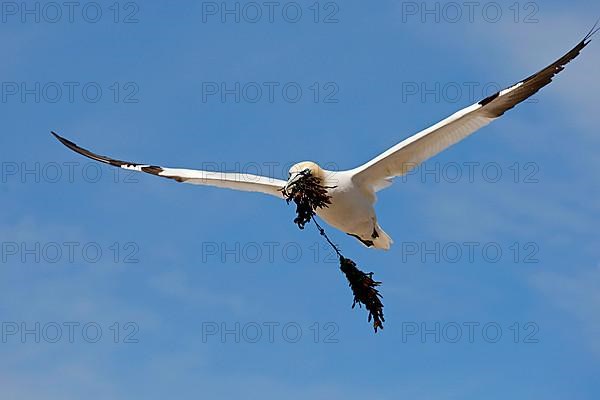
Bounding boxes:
282 172 385 332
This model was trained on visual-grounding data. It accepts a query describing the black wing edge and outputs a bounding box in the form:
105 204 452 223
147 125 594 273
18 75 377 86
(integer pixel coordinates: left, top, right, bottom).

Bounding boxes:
50 131 170 178
478 20 599 112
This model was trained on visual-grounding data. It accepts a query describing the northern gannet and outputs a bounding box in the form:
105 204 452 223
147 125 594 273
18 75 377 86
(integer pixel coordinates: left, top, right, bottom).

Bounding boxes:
52 25 598 250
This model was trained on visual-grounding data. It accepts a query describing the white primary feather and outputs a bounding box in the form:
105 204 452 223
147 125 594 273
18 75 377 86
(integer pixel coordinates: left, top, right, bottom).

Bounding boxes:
350 26 598 192
50 132 286 198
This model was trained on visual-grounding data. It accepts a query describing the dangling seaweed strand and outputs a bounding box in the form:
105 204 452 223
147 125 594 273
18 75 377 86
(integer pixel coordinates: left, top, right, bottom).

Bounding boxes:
311 216 385 333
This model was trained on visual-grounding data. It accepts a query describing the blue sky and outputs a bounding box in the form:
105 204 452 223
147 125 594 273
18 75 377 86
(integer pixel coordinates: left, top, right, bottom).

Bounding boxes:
1 1 599 398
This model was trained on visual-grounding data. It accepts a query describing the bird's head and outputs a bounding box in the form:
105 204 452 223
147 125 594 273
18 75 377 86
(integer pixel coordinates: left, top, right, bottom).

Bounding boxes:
283 161 325 194
288 161 323 180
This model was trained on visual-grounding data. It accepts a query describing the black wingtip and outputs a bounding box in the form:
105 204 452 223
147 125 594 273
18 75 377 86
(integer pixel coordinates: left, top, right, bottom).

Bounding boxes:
51 131 79 150
51 131 66 143
584 18 600 43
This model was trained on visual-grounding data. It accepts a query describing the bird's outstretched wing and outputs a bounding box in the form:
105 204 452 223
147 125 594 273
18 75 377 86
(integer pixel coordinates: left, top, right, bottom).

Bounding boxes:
352 24 599 191
51 132 287 198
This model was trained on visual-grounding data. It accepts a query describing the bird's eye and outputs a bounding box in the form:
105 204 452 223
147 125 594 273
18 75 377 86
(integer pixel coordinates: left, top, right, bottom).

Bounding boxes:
288 172 292 178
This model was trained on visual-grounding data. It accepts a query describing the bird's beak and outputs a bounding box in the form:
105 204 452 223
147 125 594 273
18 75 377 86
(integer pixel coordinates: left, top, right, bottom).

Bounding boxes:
282 172 303 196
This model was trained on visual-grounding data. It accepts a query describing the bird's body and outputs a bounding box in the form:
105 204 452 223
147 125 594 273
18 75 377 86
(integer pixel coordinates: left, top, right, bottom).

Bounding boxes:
319 187 393 250
51 24 598 250
289 164 392 249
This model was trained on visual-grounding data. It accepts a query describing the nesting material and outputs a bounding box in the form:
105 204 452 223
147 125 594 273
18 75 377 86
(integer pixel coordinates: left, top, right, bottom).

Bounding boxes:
340 257 385 332
283 171 332 229
282 172 385 332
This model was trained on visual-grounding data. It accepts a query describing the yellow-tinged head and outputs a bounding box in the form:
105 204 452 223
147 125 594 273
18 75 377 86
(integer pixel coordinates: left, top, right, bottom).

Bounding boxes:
287 161 324 181
283 161 326 195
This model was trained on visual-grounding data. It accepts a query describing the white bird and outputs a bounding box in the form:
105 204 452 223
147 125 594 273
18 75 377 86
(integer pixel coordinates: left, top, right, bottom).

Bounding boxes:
52 26 598 250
